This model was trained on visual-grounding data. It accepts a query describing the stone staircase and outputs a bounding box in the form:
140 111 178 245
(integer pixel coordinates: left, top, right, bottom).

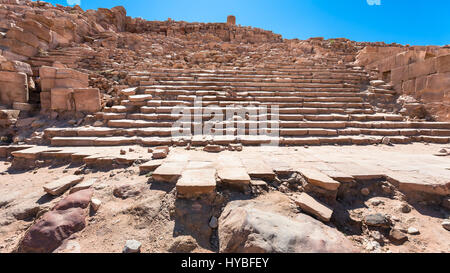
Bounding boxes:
43 63 450 147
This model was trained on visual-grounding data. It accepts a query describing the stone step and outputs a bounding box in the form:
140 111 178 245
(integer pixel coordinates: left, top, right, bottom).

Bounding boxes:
144 89 363 97
142 84 357 91
45 126 450 139
148 76 362 84
48 133 449 148
130 68 367 77
120 113 402 123
139 105 374 115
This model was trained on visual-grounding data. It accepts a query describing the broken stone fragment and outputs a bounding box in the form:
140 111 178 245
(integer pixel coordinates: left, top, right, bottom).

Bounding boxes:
361 187 370 196
152 149 168 159
363 213 391 228
389 228 408 245
370 80 385 87
298 168 340 191
292 192 333 222
152 161 186 183
442 220 450 231
139 159 164 174
168 236 198 253
123 240 141 253
113 184 142 199
203 144 223 153
70 179 97 193
209 216 218 229
90 198 101 212
407 227 420 235
43 175 84 196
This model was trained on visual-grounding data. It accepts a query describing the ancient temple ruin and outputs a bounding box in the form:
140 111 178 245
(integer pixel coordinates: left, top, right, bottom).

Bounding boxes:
0 0 449 254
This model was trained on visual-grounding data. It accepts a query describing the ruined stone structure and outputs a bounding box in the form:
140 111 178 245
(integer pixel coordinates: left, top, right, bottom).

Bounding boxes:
227 15 236 25
356 46 450 121
0 0 449 255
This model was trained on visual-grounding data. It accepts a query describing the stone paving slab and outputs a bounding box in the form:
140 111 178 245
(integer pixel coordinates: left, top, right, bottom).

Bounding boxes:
217 167 251 186
296 167 341 191
176 168 217 197
139 159 164 173
153 161 187 183
4 143 450 197
240 158 275 180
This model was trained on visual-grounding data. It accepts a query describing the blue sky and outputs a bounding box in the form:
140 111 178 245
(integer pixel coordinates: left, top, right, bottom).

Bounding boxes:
43 0 449 46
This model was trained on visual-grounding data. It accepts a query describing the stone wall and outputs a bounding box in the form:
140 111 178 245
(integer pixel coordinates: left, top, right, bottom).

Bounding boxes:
39 66 100 113
125 19 282 44
0 54 32 107
356 46 450 121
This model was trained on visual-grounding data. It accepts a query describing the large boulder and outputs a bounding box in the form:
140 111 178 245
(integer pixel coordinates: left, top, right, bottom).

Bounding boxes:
218 192 358 253
16 189 92 253
17 208 86 253
53 189 93 211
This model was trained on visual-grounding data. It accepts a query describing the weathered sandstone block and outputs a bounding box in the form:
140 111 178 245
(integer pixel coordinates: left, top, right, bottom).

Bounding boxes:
50 88 75 111
0 71 28 105
16 19 52 43
73 88 101 112
0 60 32 75
0 38 38 57
437 54 450 73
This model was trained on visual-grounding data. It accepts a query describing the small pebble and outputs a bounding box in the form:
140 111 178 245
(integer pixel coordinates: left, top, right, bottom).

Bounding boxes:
123 240 141 253
400 203 411 213
442 220 450 231
209 216 218 229
407 227 420 235
361 188 370 196
371 199 382 206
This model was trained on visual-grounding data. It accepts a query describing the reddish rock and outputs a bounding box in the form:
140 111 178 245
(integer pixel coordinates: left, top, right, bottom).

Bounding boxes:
53 189 94 211
17 208 87 253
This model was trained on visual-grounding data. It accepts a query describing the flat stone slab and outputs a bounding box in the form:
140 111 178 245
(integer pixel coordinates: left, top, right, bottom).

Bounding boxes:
128 94 152 102
386 171 450 196
218 167 251 185
293 192 333 222
11 147 62 160
297 167 341 191
241 158 275 180
44 175 84 196
139 159 164 173
153 161 187 183
185 161 215 170
176 168 217 198
70 178 96 193
265 158 294 175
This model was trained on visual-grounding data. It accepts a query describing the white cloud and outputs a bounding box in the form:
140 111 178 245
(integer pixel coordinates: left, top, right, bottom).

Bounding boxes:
367 0 381 5
67 0 81 6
